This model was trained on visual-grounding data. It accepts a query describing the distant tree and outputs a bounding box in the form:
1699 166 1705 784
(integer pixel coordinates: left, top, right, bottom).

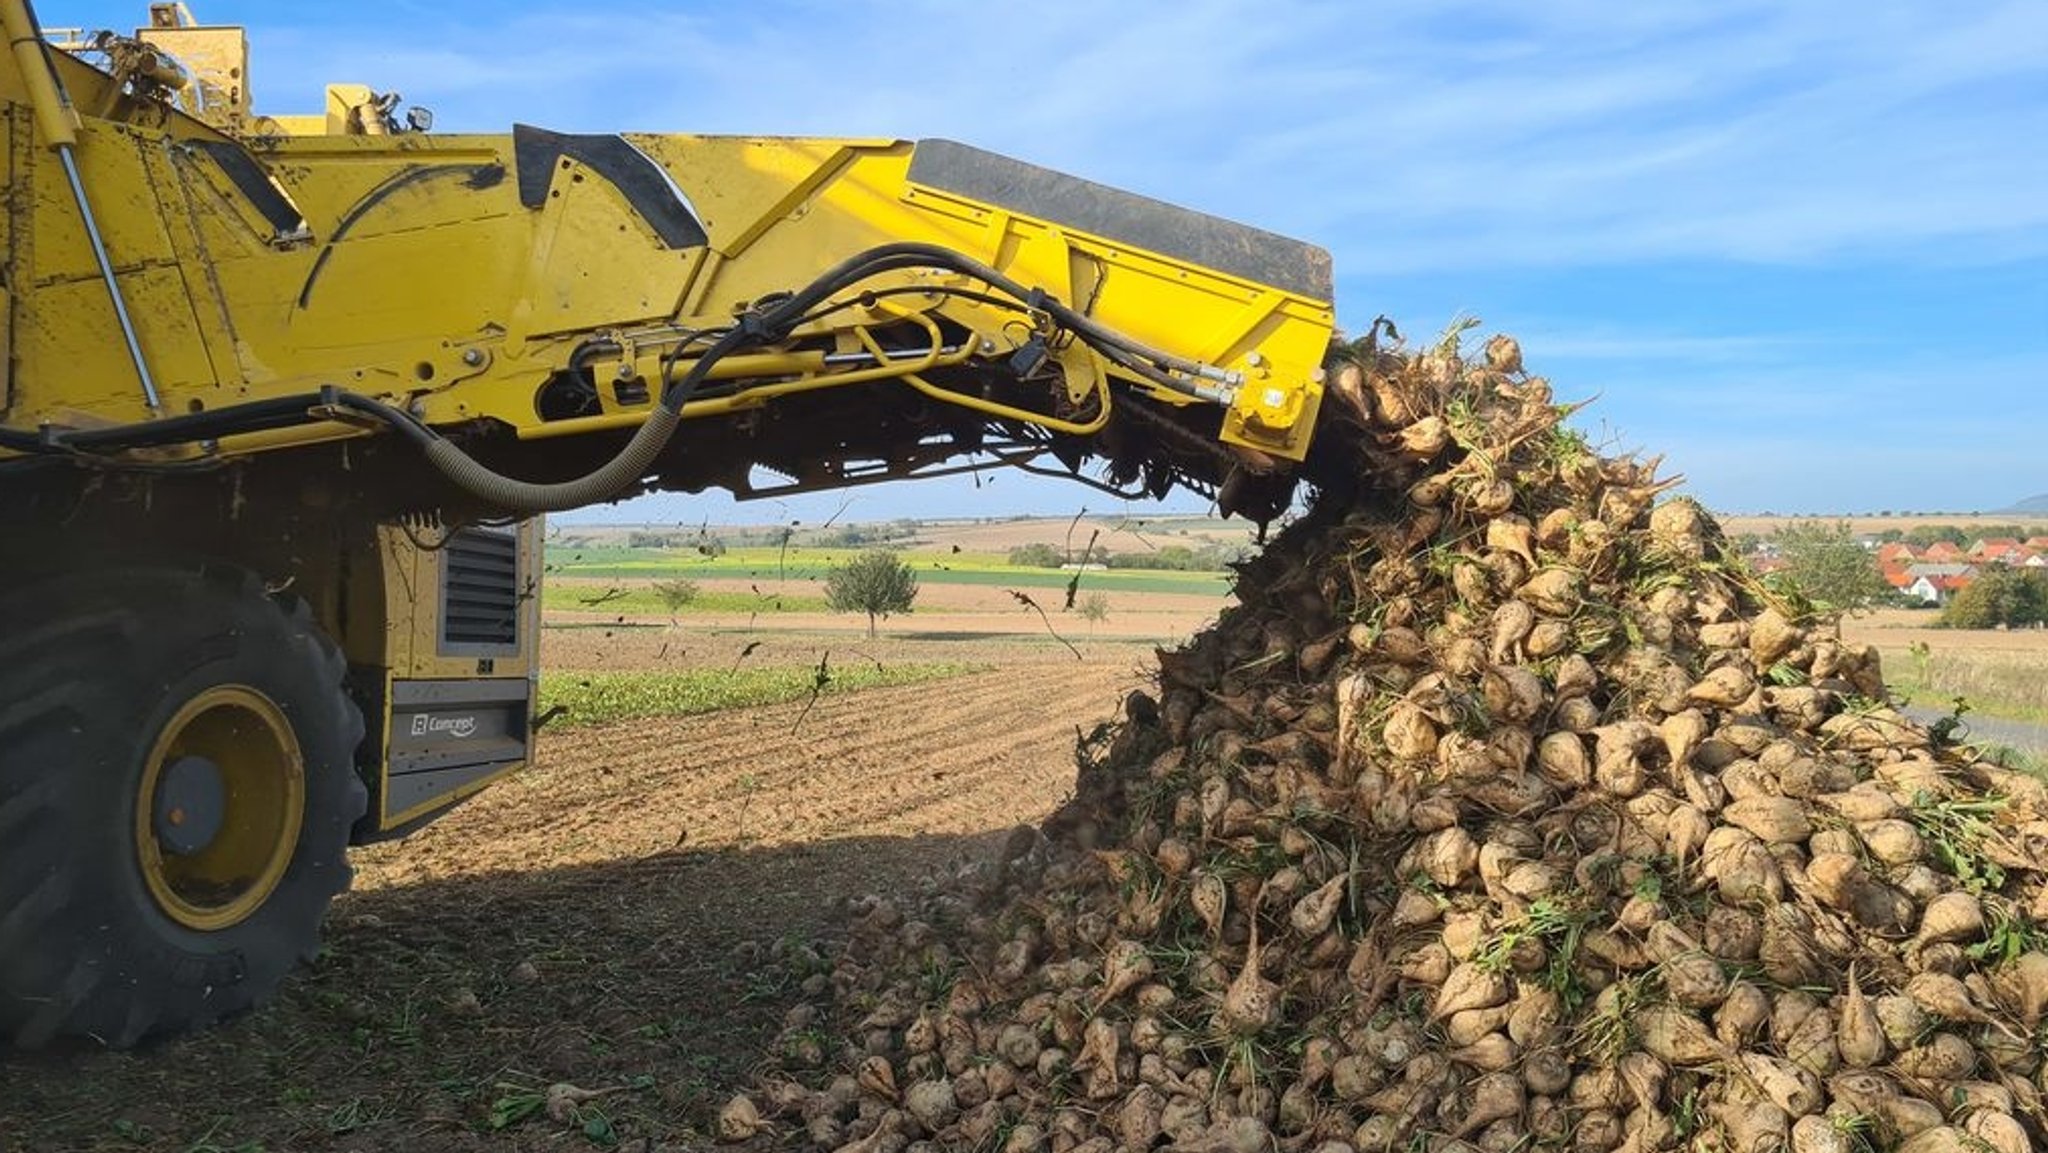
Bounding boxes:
818 524 875 548
1972 523 2029 542
825 549 919 637
1077 592 1110 634
1770 521 1889 611
1941 567 2048 629
1007 541 1111 567
1905 525 1969 549
1110 545 1197 571
653 578 700 613
1106 543 1239 571
1007 542 1065 568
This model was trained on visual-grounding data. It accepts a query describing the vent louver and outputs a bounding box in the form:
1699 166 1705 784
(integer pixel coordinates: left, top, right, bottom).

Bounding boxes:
441 527 519 650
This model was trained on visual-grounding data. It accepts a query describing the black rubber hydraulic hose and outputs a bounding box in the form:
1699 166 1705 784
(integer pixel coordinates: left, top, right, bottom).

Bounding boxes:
57 393 330 450
2 244 1238 513
407 246 1039 512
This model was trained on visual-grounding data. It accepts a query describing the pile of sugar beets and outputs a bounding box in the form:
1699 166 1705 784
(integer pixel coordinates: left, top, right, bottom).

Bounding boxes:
724 326 2048 1152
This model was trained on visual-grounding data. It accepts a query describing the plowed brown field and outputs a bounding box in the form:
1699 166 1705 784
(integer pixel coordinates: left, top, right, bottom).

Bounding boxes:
359 652 1139 885
0 631 1161 1152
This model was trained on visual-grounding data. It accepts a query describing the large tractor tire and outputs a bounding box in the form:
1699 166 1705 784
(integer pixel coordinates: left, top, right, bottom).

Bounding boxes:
0 564 367 1047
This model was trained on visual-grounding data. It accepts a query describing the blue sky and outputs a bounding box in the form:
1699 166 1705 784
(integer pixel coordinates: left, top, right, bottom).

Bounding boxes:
68 1 2046 523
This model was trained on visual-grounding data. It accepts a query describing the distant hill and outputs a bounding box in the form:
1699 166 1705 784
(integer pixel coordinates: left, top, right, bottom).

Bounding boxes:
1998 494 2048 514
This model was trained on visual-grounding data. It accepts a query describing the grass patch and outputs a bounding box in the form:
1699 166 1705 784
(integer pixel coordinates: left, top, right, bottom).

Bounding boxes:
1975 744 2048 781
538 662 979 728
543 582 829 616
1881 645 2048 727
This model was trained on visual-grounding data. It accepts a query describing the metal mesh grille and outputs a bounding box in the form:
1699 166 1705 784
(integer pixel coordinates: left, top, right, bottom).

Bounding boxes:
441 527 519 649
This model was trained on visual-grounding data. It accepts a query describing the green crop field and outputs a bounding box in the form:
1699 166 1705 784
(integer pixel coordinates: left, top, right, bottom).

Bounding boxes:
542 583 829 616
537 662 978 729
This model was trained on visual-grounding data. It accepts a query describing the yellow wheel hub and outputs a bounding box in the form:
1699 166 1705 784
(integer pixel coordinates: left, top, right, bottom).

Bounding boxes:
135 686 305 932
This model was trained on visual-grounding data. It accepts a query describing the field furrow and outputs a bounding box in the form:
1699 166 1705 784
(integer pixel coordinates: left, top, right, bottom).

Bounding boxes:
353 659 1136 889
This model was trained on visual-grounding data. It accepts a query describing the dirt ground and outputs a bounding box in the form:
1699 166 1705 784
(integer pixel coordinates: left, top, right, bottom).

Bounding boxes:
0 627 1161 1152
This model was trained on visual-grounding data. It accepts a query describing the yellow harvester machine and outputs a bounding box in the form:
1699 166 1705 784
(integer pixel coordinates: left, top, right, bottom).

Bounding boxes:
0 3 1336 1044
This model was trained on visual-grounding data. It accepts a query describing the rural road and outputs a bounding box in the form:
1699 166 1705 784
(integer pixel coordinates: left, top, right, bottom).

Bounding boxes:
1902 705 2048 757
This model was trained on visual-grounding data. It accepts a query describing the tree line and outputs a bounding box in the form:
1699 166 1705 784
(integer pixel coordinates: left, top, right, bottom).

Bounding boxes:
1006 541 1242 572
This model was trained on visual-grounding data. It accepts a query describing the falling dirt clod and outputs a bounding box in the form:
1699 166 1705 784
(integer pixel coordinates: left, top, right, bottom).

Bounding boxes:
737 326 2048 1153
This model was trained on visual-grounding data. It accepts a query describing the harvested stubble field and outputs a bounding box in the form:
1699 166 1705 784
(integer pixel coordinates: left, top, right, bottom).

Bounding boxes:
1839 612 2048 746
0 627 1162 1152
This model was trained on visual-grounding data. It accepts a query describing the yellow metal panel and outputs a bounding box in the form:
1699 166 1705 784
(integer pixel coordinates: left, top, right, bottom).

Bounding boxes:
372 523 537 682
20 269 214 409
367 521 539 831
4 45 1333 461
511 155 707 339
163 141 294 254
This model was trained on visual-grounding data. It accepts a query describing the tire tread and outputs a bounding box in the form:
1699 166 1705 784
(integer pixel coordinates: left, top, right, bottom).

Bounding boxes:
0 563 366 1048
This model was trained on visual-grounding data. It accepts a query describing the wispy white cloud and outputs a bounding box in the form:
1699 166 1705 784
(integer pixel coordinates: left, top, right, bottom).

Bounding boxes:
1512 329 1836 364
74 0 2037 517
1662 440 2046 516
212 0 2047 274
1557 348 2044 510
1569 348 2037 425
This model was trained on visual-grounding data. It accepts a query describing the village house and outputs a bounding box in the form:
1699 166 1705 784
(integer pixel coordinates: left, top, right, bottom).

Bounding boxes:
1902 562 1976 605
1922 540 1967 563
1969 537 2028 565
1780 529 2045 609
